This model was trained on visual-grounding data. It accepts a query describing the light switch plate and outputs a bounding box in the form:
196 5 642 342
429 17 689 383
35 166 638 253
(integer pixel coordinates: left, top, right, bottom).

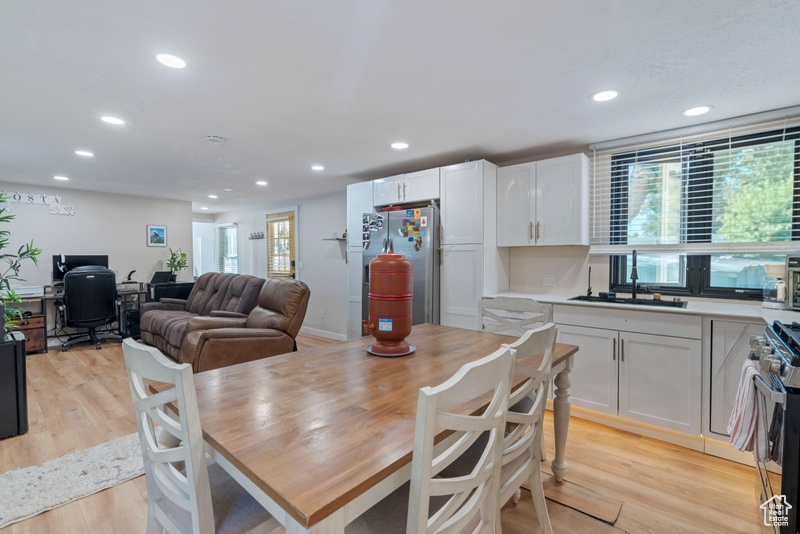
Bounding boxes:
543 274 556 286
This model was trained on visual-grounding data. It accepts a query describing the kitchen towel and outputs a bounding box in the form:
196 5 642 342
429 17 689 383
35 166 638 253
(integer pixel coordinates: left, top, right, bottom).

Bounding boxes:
727 359 770 461
769 402 784 465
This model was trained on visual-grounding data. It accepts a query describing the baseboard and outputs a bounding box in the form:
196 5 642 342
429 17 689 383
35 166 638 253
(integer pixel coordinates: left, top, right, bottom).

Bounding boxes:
551 403 705 452
300 326 346 341
703 436 782 474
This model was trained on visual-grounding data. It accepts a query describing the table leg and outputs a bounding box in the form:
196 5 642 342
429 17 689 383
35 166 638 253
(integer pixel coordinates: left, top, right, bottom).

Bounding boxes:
551 359 572 482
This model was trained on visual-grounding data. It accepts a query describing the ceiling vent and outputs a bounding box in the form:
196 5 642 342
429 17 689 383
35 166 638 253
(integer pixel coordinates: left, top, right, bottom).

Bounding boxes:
205 135 225 144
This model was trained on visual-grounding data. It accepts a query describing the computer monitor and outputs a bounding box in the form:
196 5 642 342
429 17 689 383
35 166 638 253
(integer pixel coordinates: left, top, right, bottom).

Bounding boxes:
52 255 109 286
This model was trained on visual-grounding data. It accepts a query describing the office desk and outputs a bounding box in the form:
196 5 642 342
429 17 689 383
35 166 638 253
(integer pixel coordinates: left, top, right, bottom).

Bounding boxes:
188 324 578 533
20 285 146 350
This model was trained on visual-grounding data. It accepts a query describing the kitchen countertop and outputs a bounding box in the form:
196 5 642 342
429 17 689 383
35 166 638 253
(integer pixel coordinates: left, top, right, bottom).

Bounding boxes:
488 290 800 325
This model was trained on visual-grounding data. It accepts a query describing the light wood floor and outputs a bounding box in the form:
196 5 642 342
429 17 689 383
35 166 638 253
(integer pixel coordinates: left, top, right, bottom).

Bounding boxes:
0 334 773 533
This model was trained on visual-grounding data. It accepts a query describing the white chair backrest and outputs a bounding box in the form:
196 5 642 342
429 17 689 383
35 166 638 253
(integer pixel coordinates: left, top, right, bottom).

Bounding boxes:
479 297 553 337
122 338 215 534
407 346 515 534
499 323 557 502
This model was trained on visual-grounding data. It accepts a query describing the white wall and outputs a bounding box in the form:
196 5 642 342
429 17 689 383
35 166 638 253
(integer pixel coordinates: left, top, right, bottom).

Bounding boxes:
192 220 216 276
508 246 610 296
0 181 193 287
210 191 348 340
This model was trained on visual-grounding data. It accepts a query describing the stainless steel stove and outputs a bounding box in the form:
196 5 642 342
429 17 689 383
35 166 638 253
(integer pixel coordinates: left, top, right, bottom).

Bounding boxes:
753 321 800 533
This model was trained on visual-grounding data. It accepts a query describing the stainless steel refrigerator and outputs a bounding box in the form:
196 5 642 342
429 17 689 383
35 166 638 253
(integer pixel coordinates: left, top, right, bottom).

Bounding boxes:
362 206 440 332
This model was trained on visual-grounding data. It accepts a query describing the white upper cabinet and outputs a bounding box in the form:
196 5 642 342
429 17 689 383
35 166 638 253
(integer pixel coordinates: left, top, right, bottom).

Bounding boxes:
403 168 440 203
497 153 589 246
346 181 374 249
373 168 440 206
440 160 492 245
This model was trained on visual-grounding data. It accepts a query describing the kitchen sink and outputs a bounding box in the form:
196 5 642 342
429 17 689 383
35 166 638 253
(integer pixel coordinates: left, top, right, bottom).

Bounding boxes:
569 295 687 308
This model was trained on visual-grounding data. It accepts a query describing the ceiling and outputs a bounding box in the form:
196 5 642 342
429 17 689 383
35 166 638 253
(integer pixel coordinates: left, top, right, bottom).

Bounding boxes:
2 1 799 215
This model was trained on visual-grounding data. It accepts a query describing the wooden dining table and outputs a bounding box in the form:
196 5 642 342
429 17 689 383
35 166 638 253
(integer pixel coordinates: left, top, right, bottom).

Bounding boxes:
190 323 578 533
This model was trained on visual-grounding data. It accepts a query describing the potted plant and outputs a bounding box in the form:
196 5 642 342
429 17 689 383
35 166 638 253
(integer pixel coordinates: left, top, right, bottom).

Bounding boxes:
166 247 188 282
0 194 41 339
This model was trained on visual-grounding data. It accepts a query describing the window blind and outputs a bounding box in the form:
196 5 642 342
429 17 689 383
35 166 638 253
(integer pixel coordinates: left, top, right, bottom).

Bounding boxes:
215 224 238 273
266 211 295 278
589 115 800 255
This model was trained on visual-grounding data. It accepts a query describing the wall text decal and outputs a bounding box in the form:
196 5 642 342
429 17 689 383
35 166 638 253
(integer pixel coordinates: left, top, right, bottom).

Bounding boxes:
0 191 76 215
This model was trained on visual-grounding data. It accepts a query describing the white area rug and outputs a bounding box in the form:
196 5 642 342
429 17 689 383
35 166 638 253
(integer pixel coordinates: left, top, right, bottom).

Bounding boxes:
0 432 144 528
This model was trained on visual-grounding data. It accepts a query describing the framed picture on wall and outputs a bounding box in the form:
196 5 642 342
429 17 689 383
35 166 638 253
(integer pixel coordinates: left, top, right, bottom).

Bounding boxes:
147 224 167 247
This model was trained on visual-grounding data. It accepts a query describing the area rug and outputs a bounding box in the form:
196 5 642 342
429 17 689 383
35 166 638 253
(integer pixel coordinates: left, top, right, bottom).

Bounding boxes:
0 432 144 528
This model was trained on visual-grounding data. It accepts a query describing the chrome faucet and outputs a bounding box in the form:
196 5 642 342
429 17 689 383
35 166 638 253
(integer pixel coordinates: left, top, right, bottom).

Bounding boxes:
630 249 639 299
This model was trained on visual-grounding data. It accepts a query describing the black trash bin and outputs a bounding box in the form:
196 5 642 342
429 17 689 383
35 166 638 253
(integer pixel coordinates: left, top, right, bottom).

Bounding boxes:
0 336 27 439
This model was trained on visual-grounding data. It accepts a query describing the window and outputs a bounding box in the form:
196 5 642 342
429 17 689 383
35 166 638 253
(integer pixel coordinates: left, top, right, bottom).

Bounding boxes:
216 224 238 273
591 120 800 299
266 210 296 278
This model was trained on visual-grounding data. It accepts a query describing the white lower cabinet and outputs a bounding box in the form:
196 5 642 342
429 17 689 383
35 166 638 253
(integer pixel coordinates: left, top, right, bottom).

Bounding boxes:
439 244 483 330
555 307 702 435
707 319 765 438
346 248 364 340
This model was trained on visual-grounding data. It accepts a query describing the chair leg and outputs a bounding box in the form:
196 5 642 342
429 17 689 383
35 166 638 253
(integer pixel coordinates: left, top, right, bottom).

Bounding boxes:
528 467 553 534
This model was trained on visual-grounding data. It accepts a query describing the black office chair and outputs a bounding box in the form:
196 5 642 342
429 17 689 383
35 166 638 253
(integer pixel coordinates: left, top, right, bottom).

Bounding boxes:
59 266 122 351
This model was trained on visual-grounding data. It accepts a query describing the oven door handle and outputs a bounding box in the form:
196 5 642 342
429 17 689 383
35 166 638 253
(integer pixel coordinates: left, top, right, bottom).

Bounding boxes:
754 373 787 406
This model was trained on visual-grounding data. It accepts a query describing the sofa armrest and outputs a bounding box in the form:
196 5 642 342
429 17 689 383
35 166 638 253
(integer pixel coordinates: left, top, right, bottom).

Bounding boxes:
180 328 295 373
209 310 248 319
185 315 247 334
140 299 187 314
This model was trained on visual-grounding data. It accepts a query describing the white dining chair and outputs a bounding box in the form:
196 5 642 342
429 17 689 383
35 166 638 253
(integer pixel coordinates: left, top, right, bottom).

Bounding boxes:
122 338 279 534
347 345 515 534
498 323 557 534
479 296 552 337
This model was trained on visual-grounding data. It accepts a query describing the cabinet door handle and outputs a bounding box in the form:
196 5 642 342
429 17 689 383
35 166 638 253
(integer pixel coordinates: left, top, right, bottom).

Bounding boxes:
621 339 625 362
397 183 402 200
535 221 541 241
612 338 616 360
529 221 533 241
403 183 407 200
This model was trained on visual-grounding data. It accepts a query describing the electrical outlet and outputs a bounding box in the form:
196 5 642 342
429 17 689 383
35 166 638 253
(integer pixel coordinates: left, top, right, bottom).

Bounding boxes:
543 274 556 287
320 309 325 318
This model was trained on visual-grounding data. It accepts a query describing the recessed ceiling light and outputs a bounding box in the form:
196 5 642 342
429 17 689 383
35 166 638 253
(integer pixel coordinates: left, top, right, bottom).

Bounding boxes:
391 142 409 150
75 150 94 157
208 194 218 199
206 135 225 144
101 116 124 125
200 206 208 210
311 165 324 171
223 188 232 192
156 54 186 69
54 175 69 181
684 105 711 116
592 90 619 102
256 180 268 186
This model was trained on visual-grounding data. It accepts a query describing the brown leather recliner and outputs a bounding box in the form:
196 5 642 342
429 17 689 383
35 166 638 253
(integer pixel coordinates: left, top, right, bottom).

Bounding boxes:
139 272 265 361
179 278 311 372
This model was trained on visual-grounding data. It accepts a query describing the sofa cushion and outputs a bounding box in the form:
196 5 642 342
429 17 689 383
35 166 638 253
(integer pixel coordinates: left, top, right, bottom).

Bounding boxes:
140 310 199 359
245 279 311 338
184 272 223 315
214 274 265 314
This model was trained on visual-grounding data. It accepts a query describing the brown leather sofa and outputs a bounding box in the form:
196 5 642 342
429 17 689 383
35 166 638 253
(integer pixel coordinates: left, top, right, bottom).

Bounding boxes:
178 278 311 372
139 272 265 362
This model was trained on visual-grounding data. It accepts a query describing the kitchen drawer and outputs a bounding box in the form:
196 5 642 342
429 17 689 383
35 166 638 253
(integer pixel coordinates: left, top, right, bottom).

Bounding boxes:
16 314 46 353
